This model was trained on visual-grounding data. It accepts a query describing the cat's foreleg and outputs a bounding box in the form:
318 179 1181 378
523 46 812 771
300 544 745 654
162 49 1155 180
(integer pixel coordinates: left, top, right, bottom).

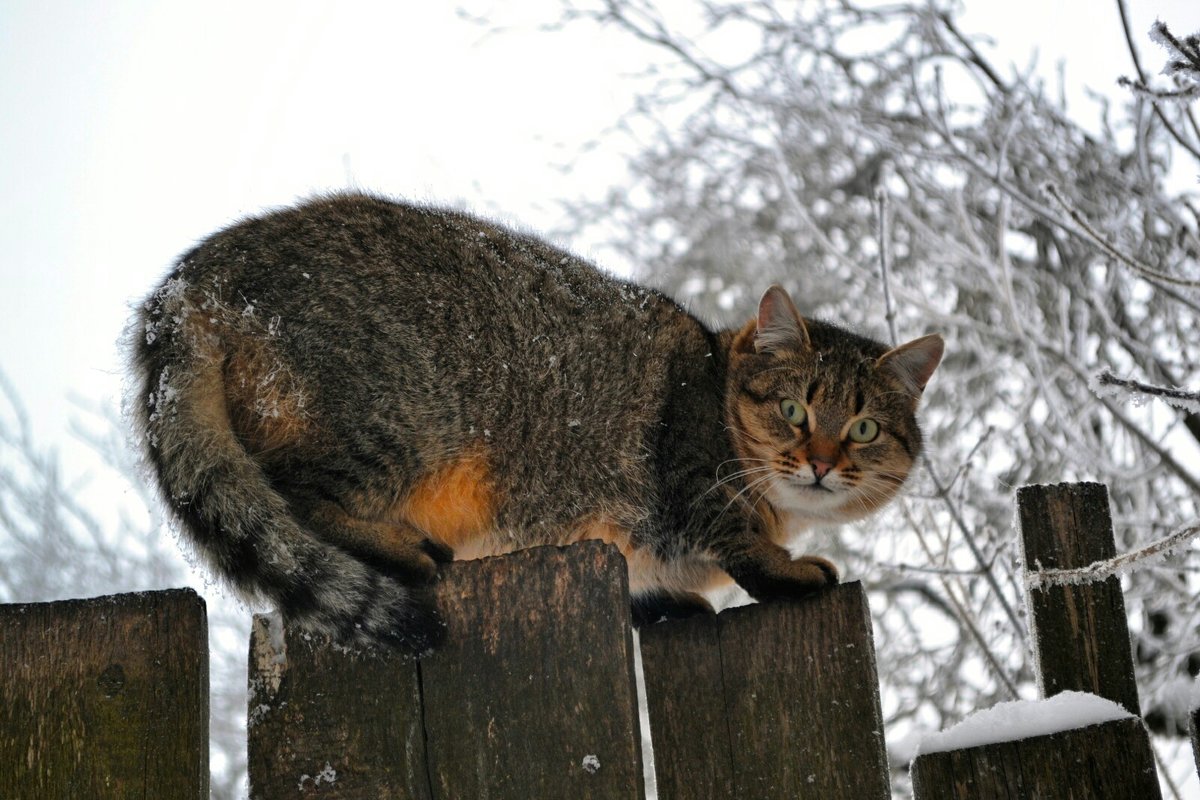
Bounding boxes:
711 527 839 602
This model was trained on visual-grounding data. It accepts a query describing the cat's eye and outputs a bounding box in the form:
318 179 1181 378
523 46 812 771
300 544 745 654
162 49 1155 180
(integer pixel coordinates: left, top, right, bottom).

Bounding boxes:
780 399 807 426
849 418 880 443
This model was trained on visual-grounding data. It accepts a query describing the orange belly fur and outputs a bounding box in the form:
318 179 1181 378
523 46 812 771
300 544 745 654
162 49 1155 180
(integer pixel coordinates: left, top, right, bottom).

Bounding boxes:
398 451 497 550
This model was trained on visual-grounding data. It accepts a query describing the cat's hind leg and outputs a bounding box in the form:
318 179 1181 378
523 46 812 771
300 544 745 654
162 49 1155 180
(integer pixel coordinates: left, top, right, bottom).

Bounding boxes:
303 501 454 582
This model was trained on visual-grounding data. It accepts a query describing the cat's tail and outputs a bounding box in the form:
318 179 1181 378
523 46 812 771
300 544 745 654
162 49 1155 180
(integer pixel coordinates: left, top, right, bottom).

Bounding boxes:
127 276 443 654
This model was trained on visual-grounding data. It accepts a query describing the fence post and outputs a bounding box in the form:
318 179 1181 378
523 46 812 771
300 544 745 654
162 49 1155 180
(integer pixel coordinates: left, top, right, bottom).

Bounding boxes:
247 613 431 798
910 481 1162 799
1192 709 1200 781
638 581 889 799
1015 481 1141 713
0 589 209 799
247 541 645 799
911 717 1160 798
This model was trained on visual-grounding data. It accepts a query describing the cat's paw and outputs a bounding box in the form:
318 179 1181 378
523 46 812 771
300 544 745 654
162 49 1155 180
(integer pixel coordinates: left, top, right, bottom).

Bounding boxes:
360 536 453 584
731 554 839 602
421 538 455 564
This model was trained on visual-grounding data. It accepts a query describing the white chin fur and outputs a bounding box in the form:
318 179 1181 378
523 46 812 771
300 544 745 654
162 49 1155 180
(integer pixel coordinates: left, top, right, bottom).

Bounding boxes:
766 480 850 521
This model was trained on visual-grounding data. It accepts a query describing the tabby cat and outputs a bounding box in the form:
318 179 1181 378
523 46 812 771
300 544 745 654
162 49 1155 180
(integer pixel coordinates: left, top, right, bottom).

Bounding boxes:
131 192 942 653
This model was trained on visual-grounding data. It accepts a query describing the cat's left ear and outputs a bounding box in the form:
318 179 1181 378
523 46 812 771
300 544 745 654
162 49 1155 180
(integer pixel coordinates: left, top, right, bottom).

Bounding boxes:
875 334 944 395
752 285 812 355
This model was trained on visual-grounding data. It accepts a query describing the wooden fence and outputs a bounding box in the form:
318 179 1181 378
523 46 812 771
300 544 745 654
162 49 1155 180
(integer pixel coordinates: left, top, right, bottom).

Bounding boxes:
0 482 1188 798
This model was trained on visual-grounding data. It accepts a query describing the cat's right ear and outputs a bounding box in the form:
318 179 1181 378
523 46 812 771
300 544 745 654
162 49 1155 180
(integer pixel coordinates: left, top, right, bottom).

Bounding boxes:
746 285 812 355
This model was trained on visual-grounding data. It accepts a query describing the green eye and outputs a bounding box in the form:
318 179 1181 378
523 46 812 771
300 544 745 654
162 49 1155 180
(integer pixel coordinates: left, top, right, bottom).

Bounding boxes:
849 418 879 443
780 399 807 426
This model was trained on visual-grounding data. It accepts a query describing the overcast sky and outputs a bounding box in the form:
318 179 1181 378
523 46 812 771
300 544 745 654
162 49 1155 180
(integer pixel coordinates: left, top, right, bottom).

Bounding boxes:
1 0 1196 467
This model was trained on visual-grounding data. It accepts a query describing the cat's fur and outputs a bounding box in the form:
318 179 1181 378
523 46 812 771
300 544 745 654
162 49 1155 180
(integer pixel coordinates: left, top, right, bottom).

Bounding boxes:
131 192 942 652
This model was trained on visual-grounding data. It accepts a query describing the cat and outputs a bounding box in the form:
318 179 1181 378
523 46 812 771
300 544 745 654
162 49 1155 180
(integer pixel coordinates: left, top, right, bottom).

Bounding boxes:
131 192 943 653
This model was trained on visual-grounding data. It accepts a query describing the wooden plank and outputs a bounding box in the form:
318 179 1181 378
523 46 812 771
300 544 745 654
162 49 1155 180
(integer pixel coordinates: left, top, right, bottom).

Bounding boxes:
640 582 889 800
1016 482 1141 714
636 612 733 795
246 613 431 799
1191 707 1200 784
911 716 1161 799
247 541 644 799
0 589 209 799
419 541 645 799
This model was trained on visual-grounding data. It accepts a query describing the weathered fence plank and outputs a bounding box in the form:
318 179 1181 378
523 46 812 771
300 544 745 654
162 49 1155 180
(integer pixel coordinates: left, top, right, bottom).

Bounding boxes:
0 589 209 799
247 614 431 799
911 481 1164 799
1016 482 1141 715
247 541 645 799
421 541 643 797
1191 708 1200 783
911 717 1161 799
639 581 889 800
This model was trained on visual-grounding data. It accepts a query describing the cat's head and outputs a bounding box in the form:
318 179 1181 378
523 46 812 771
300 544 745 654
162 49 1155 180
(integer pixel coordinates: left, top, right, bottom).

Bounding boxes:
725 285 943 526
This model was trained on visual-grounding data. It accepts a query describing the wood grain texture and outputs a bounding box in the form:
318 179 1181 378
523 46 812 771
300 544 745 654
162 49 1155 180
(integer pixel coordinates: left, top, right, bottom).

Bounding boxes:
639 581 889 800
911 717 1161 799
1191 708 1200 785
247 541 644 799
246 614 431 799
1016 482 1141 714
0 589 209 799
419 541 644 799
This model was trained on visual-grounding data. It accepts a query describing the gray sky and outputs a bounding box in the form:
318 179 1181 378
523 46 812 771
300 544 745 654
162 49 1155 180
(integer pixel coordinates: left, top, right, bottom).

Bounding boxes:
1 0 1195 463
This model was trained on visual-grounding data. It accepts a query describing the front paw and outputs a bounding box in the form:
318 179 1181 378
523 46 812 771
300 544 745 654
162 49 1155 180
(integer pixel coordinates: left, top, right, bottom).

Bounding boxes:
731 554 839 602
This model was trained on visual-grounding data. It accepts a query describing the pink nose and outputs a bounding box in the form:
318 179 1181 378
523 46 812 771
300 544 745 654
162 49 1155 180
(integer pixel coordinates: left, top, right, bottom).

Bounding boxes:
811 458 834 480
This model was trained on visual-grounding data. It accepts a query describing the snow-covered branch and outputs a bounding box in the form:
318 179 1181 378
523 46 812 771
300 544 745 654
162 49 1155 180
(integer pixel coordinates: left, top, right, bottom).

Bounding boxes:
1090 371 1200 415
1025 521 1200 590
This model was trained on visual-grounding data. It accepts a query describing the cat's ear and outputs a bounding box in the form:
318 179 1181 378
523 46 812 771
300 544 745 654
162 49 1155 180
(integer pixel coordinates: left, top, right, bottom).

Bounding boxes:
876 333 944 395
751 285 812 355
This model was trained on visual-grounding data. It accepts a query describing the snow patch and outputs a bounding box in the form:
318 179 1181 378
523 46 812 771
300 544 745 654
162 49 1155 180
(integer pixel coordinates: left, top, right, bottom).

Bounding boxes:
251 612 287 696
298 762 338 790
915 691 1133 756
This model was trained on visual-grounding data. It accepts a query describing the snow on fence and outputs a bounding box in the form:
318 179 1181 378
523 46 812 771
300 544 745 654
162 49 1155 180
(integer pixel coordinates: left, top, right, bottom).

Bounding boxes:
0 482 1186 798
910 482 1162 799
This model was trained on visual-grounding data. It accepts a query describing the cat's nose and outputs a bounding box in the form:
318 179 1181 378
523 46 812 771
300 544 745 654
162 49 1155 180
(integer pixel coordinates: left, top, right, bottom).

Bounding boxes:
810 458 834 480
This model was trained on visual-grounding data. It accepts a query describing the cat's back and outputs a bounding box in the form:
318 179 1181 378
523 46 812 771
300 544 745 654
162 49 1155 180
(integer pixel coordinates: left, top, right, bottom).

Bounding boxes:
145 193 714 513
171 191 678 345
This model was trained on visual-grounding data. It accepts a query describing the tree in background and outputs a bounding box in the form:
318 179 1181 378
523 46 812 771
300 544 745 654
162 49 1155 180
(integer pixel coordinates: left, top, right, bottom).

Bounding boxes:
546 0 1199 794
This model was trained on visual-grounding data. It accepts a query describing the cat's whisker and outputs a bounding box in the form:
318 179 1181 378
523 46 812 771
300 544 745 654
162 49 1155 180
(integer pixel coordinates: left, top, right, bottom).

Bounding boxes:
691 464 778 509
701 467 777 499
713 471 778 525
714 456 771 476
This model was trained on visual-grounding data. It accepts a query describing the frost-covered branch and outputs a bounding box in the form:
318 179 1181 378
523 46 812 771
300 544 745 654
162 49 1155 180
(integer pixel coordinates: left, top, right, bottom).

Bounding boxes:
1118 76 1200 104
1090 371 1200 415
874 188 899 348
1118 19 1200 106
1042 182 1200 289
1026 521 1200 590
1116 3 1200 161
